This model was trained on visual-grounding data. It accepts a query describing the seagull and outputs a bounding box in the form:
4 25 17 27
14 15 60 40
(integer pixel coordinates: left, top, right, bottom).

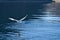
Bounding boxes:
8 15 28 23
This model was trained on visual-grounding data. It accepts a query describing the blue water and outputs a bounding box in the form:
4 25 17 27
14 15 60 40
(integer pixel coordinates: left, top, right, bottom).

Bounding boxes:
0 2 60 40
1 17 60 40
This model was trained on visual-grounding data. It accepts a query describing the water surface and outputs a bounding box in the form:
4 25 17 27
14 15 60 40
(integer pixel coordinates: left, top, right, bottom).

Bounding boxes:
0 2 60 40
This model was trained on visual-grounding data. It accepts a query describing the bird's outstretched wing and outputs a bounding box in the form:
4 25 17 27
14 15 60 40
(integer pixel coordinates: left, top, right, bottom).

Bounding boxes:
8 18 19 22
19 15 28 21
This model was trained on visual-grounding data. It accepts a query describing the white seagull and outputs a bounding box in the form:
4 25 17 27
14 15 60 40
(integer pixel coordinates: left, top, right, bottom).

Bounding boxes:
8 15 28 23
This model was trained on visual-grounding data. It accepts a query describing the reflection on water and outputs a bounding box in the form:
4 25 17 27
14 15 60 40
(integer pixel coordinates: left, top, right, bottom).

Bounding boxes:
0 2 60 40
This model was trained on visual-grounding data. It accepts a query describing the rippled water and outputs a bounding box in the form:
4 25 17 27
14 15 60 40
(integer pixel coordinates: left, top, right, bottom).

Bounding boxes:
0 2 60 40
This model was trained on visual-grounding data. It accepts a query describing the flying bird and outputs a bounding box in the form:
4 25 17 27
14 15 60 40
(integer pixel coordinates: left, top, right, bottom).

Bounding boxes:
8 15 28 23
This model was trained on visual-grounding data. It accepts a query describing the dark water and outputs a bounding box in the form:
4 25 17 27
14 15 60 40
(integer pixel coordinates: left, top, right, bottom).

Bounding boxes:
0 2 60 40
0 1 52 24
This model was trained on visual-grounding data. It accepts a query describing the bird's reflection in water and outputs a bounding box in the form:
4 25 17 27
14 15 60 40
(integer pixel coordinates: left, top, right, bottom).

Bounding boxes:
0 22 23 40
